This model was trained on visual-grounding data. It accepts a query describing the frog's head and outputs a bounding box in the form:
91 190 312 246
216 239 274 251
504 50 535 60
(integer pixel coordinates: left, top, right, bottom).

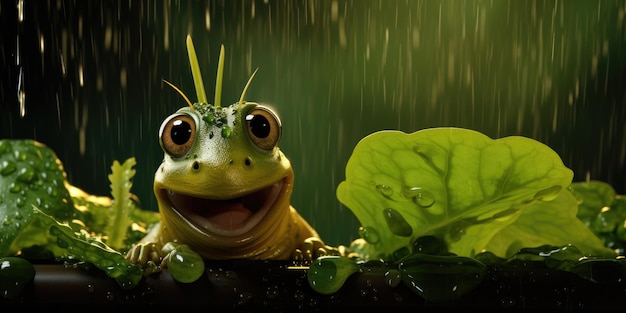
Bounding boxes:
154 101 293 246
153 36 294 258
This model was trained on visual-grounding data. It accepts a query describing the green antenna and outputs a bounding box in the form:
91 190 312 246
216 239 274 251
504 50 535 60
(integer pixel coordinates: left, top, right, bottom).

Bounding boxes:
214 45 225 107
186 35 208 104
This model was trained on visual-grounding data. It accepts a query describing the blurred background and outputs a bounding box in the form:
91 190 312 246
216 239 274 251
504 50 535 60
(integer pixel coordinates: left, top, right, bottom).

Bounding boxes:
1 0 625 246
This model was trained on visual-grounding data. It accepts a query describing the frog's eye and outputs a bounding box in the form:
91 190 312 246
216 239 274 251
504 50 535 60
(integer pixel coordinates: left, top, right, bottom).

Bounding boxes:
245 107 281 151
159 113 196 157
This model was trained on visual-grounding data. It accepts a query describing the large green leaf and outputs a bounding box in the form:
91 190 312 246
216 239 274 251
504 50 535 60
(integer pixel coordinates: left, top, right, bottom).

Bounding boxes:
336 128 608 259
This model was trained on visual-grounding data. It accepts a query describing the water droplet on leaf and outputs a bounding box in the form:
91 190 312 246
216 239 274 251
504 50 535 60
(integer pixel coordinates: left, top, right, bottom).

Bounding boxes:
0 160 17 176
0 257 36 300
533 185 562 201
307 256 358 295
375 184 394 199
405 187 435 207
383 208 412 237
398 253 486 302
359 226 379 244
384 269 402 287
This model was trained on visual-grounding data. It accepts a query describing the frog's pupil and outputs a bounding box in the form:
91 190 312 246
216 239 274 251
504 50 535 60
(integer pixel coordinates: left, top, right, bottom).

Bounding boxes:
171 119 192 145
250 115 270 138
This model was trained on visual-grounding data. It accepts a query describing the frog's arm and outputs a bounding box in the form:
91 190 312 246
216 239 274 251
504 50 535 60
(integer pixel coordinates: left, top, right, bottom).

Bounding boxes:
289 207 342 261
125 222 164 266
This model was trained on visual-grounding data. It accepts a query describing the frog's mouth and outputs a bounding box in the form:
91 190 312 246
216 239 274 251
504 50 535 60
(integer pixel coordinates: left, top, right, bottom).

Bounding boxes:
159 178 284 237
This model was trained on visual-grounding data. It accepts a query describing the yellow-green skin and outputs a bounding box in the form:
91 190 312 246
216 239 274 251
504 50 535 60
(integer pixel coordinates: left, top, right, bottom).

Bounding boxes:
145 101 320 260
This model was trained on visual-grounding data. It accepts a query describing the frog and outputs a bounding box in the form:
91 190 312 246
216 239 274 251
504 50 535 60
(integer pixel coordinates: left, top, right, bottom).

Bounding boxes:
126 36 337 267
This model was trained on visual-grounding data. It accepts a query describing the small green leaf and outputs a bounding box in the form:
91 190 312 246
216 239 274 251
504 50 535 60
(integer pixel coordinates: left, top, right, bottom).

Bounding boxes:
105 157 137 250
33 208 142 290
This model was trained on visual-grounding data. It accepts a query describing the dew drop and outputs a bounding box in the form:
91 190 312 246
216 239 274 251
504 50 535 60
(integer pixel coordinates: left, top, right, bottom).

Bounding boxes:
221 126 231 138
405 187 435 207
383 208 412 237
236 292 253 306
293 289 304 301
392 247 411 261
56 237 69 248
265 285 280 299
533 185 562 201
358 226 379 244
13 150 27 161
447 220 470 242
0 257 36 300
412 235 448 255
500 296 516 307
166 244 205 283
375 184 394 199
0 160 17 176
398 254 487 302
307 256 359 295
202 113 215 125
384 269 402 287
16 167 35 183
394 293 404 302
9 183 21 193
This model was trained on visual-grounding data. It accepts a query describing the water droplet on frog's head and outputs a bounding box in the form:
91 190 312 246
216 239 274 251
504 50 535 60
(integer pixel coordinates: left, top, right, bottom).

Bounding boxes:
359 226 379 244
221 126 232 138
533 185 562 201
375 184 394 199
383 208 412 237
404 187 435 207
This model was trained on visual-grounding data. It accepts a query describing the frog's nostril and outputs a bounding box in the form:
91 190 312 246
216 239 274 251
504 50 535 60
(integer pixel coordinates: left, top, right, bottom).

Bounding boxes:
192 161 199 170
245 157 252 166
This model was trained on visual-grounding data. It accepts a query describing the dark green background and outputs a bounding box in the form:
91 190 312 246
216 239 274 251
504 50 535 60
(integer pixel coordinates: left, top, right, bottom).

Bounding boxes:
1 0 625 246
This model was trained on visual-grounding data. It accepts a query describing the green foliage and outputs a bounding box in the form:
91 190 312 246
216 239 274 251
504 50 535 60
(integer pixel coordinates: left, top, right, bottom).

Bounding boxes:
570 180 626 254
337 128 614 261
0 140 77 257
0 139 158 289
